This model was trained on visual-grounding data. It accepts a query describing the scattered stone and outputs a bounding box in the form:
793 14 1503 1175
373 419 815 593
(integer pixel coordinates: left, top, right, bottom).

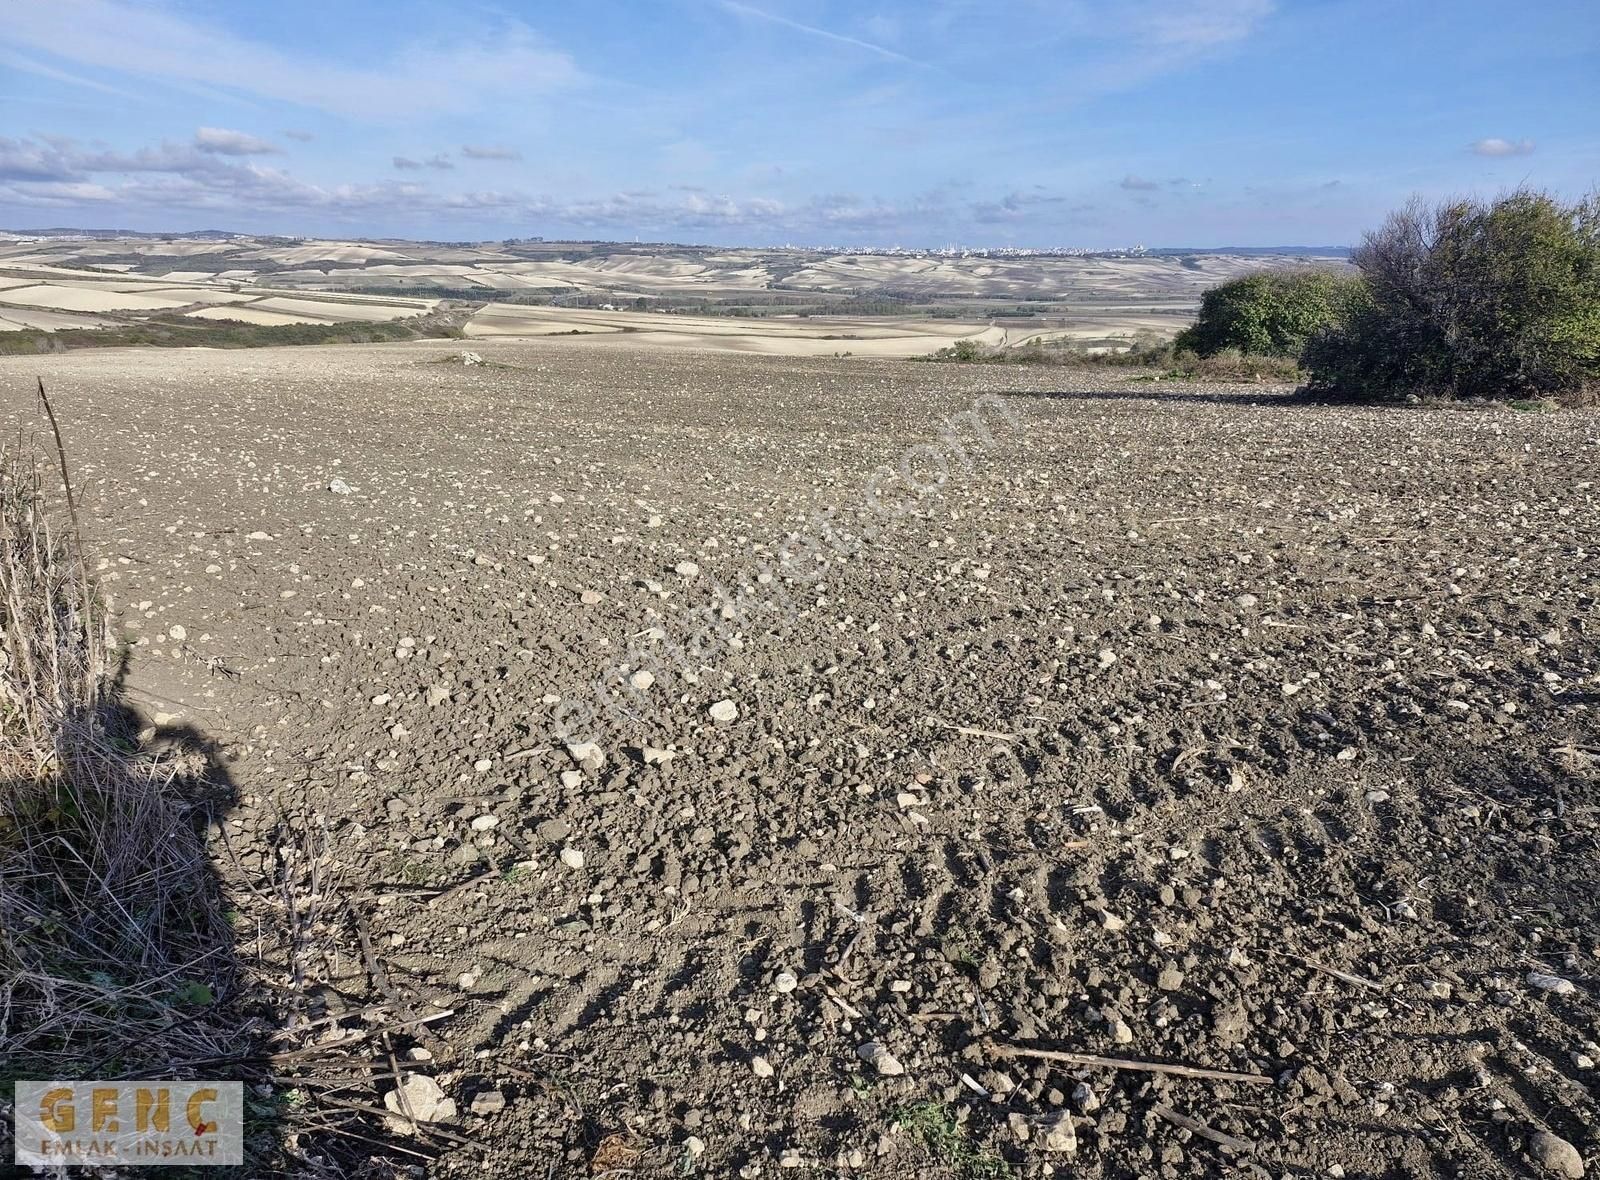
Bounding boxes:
774 971 798 994
328 478 353 495
580 589 602 605
857 1041 905 1076
1101 1010 1134 1044
708 699 739 723
469 1090 506 1116
630 669 655 691
1094 907 1127 933
751 1055 775 1078
1529 1129 1584 1177
1156 963 1184 991
559 847 585 869
642 746 676 766
1528 972 1578 996
684 1136 706 1159
675 561 700 577
383 1075 456 1128
426 684 451 707
1037 1110 1077 1154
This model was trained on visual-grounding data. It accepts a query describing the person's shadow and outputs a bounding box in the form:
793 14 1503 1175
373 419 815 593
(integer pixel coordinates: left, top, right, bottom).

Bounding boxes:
0 640 262 1173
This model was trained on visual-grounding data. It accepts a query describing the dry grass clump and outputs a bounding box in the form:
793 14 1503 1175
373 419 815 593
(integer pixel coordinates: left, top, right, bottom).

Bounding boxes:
0 407 244 1084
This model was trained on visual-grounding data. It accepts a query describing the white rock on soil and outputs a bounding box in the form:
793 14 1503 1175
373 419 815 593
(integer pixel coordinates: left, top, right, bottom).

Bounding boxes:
328 478 352 494
559 847 585 869
751 1055 775 1078
856 1041 905 1076
709 699 739 723
1528 972 1578 996
774 971 798 994
566 741 604 768
675 561 700 577
470 1090 506 1116
383 1074 455 1127
630 669 655 691
1037 1110 1077 1154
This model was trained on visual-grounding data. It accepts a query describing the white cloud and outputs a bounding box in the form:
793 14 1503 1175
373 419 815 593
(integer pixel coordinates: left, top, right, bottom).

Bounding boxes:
0 133 977 237
1131 0 1275 47
1120 175 1159 191
394 154 455 171
461 145 523 161
0 0 580 121
1 180 117 206
283 129 315 143
1471 137 1535 157
195 127 282 156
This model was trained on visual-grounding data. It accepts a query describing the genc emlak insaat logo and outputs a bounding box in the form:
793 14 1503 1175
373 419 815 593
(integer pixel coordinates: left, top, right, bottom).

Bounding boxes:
12 1081 243 1167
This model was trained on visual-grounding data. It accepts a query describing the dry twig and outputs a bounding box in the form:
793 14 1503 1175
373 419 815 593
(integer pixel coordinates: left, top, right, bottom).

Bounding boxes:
988 1044 1273 1085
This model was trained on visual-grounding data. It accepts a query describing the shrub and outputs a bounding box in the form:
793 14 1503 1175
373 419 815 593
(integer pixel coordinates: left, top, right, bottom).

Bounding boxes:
1175 269 1365 359
1304 190 1600 401
1 401 244 1082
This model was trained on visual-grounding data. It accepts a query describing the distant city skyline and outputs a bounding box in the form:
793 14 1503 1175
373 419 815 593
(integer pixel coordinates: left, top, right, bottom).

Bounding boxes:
1 0 1594 247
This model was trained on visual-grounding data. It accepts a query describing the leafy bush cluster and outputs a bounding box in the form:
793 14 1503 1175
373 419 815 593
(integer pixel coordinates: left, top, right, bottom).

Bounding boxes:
1174 269 1364 359
1303 191 1600 402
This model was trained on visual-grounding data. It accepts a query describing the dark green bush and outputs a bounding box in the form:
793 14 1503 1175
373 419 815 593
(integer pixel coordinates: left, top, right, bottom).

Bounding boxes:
1175 269 1365 358
1304 190 1600 402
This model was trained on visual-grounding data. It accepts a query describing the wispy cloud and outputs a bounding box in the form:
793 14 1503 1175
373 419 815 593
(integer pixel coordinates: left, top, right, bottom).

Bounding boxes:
1470 137 1535 157
1131 0 1276 48
461 145 522 161
718 1 926 66
0 48 138 98
195 127 282 156
0 0 580 121
1120 174 1160 191
394 154 455 171
283 129 315 143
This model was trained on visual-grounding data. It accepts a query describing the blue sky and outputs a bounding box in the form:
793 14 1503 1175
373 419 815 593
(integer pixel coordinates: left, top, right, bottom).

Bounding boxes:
1 0 1594 247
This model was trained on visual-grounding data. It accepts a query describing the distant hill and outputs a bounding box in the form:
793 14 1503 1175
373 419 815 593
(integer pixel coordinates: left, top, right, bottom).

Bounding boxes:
5 227 243 240
1149 246 1352 257
6 227 1351 257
